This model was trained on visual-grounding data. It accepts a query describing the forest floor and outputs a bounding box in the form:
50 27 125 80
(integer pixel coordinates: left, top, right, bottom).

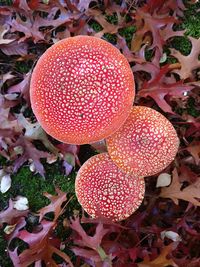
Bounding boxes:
0 0 200 266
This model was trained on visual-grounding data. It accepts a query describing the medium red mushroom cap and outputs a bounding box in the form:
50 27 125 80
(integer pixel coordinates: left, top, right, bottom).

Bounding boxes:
106 106 179 177
30 36 135 145
75 153 145 221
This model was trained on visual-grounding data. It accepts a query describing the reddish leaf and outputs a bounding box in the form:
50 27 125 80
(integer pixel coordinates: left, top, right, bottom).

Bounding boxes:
8 72 31 104
138 65 194 113
0 199 28 226
12 136 49 177
131 6 177 55
70 217 109 250
37 188 67 222
0 40 28 56
9 219 73 267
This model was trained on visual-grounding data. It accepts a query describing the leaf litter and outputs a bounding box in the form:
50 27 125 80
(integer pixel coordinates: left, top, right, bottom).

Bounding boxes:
0 0 200 266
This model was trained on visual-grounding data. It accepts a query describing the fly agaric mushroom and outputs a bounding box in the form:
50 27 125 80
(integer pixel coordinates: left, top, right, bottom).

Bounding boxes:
106 106 179 177
30 36 135 145
75 153 145 221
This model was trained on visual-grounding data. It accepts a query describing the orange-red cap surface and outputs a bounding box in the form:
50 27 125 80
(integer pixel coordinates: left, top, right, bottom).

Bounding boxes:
75 153 145 221
107 106 179 177
30 36 135 144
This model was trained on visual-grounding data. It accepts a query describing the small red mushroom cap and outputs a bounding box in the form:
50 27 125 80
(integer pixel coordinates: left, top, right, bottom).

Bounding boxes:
75 153 145 222
30 36 135 145
106 106 179 177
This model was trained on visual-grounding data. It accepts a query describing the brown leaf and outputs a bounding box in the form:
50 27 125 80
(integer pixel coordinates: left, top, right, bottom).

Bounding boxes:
131 6 176 54
186 141 200 165
138 243 178 267
160 168 200 206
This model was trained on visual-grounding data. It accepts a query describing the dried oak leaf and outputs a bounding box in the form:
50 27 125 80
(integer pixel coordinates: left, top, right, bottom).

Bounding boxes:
17 114 58 155
8 72 31 104
185 141 200 165
12 135 49 177
0 24 15 45
138 242 178 267
86 9 122 38
170 37 200 80
9 7 78 43
0 199 28 227
72 247 106 266
138 65 193 113
37 188 67 222
131 5 176 54
9 14 44 43
70 217 112 266
0 40 28 56
0 107 21 132
9 219 73 267
70 217 109 250
160 168 200 206
145 0 185 16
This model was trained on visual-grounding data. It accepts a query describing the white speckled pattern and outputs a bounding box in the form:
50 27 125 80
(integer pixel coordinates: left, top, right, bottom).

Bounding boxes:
107 106 179 177
30 36 135 144
75 153 145 221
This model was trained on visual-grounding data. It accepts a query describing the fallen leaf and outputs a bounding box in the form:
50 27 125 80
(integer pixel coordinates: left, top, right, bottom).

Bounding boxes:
170 37 200 79
9 219 74 267
8 72 31 104
0 199 28 226
138 243 178 267
138 65 194 113
12 135 50 177
0 40 28 56
37 188 67 221
186 141 200 165
160 168 200 206
70 217 109 250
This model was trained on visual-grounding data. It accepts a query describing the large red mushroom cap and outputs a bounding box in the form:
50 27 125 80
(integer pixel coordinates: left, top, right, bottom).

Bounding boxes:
75 153 145 222
106 106 179 177
30 36 135 145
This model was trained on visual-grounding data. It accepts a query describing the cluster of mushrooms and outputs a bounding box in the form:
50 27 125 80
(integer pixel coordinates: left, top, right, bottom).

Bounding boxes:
30 36 179 222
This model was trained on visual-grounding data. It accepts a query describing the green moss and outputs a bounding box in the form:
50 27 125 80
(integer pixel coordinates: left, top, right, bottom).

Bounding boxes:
105 13 118 25
103 33 117 44
170 36 192 55
0 162 76 213
0 0 12 5
88 20 103 32
182 1 200 38
15 61 33 74
145 49 154 61
119 26 136 47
